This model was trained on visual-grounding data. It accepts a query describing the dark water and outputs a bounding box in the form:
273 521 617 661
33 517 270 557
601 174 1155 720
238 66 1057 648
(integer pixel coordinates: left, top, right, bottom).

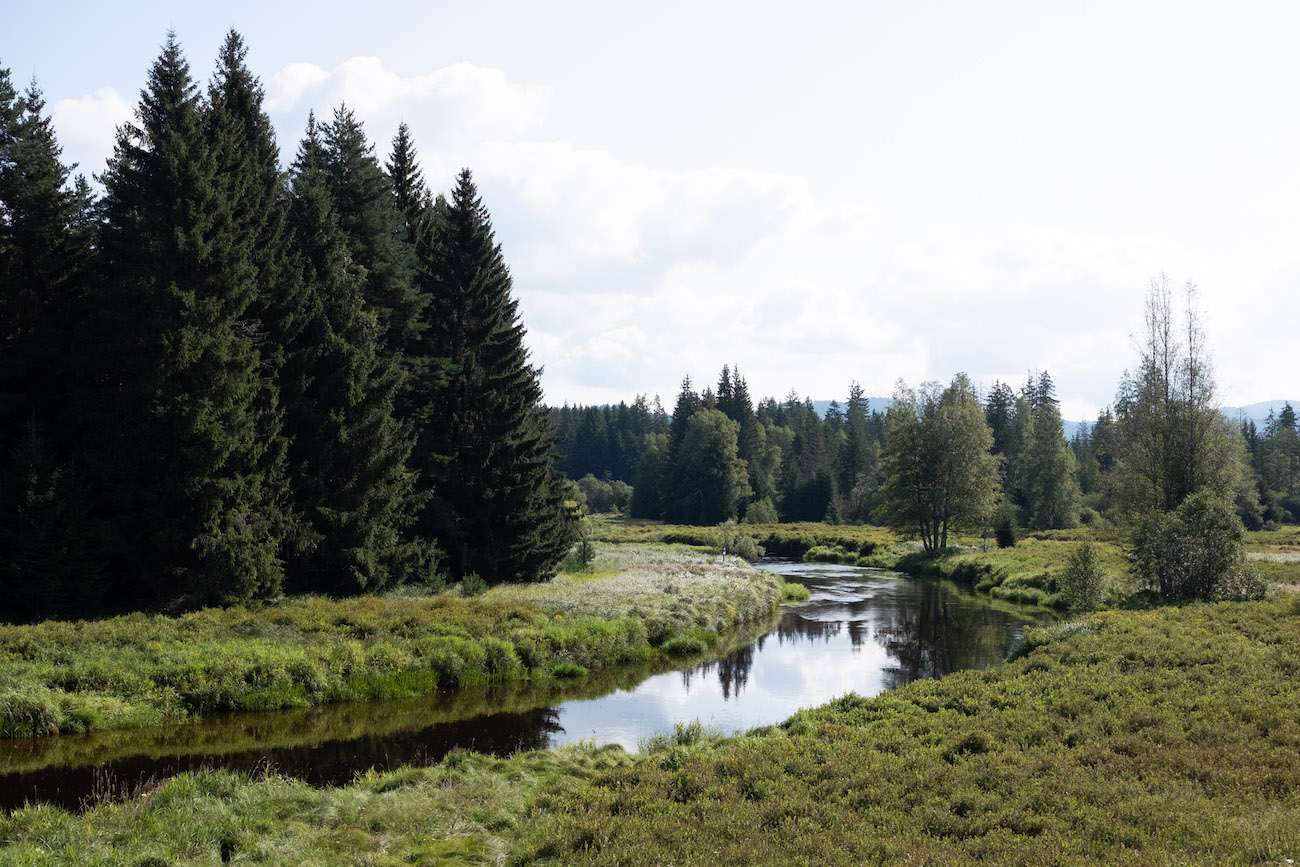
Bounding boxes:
0 562 1043 812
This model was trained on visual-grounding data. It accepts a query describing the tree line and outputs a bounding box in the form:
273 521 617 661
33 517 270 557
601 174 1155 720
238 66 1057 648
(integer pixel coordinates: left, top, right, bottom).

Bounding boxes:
0 32 573 623
554 278 1286 595
553 369 892 525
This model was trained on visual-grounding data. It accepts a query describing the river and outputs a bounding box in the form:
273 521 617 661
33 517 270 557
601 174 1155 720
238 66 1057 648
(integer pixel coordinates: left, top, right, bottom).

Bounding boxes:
0 561 1044 811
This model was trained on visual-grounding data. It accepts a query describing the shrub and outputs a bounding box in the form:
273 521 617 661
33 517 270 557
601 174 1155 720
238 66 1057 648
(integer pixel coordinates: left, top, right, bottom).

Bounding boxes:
994 507 1018 548
1131 493 1244 601
1208 566 1269 602
804 545 856 564
660 635 708 657
575 475 633 514
1059 542 1105 612
549 661 588 679
781 582 811 602
460 573 488 597
574 531 596 572
743 499 779 524
716 520 764 562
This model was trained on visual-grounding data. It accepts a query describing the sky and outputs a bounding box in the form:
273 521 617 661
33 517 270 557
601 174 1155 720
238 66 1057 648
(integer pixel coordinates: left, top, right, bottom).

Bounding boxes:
6 0 1299 421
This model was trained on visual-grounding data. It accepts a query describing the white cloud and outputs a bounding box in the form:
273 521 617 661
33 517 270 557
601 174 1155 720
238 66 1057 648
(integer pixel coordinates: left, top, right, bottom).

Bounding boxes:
45 50 1300 415
50 87 132 178
268 57 549 144
266 62 330 112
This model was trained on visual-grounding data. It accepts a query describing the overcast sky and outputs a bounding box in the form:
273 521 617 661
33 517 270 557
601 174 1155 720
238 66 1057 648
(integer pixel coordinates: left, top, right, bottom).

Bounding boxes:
7 0 1298 420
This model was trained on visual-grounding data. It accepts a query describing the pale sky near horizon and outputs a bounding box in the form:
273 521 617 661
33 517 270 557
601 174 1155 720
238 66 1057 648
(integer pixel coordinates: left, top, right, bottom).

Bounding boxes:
6 0 1299 421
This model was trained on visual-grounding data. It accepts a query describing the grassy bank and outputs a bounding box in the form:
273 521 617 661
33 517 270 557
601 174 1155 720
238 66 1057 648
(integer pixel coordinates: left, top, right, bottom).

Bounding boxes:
590 517 896 559
889 538 1136 609
592 515 1300 605
0 545 789 740
4 597 1298 863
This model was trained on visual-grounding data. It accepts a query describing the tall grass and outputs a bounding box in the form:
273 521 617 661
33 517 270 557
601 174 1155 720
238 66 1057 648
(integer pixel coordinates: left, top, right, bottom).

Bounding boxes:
0 545 784 740
4 598 1299 863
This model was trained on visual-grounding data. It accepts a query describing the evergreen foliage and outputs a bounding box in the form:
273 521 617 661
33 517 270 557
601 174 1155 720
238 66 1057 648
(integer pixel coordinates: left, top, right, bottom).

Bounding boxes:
385 122 431 246
663 408 750 524
321 106 423 353
86 33 293 606
413 169 571 584
282 115 433 594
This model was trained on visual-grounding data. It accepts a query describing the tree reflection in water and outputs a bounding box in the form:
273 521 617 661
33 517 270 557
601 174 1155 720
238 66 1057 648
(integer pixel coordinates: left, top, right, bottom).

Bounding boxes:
2 562 1041 813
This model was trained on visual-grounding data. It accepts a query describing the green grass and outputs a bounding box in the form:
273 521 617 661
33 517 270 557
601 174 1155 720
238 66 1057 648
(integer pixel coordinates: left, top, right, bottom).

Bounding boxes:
889 538 1137 610
591 519 1300 609
780 581 811 602
517 597 1300 865
0 545 786 741
589 517 896 559
5 597 1299 863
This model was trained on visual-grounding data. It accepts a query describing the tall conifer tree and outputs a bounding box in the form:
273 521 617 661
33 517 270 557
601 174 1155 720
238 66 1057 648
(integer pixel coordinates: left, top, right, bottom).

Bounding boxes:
207 31 306 371
413 169 571 583
87 33 292 605
0 80 93 447
282 118 433 593
385 122 431 246
0 75 104 619
322 107 423 354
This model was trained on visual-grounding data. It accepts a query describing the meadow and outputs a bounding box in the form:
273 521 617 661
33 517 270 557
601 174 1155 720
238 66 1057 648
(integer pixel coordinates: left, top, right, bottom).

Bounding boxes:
0 545 790 740
3 596 1297 864
593 517 1300 610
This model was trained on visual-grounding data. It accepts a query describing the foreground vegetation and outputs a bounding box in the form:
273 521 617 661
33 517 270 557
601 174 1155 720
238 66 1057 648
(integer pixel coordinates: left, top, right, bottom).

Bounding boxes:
0 545 788 740
3 596 1297 863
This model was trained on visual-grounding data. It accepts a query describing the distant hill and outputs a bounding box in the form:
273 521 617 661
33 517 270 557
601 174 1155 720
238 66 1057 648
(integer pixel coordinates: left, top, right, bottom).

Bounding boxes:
1221 401 1300 426
810 398 894 417
810 399 1300 439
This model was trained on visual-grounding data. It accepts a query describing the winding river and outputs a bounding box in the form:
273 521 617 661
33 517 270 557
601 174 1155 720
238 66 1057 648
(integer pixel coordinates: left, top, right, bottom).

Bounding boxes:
0 561 1045 811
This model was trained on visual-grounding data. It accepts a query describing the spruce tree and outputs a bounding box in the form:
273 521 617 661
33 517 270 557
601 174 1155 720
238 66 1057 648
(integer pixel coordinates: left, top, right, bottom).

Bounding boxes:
0 77 102 620
207 31 306 373
322 107 423 353
0 421 104 622
668 377 702 452
282 118 433 593
837 382 877 520
87 33 292 605
1019 372 1080 528
629 432 668 518
385 122 431 246
413 169 571 583
0 80 92 450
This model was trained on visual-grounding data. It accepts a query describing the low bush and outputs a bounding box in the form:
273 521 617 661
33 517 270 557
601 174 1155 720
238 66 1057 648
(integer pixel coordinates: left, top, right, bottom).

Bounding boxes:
548 661 588 679
716 520 765 561
803 545 857 564
1132 493 1245 600
780 582 811 602
1059 541 1105 612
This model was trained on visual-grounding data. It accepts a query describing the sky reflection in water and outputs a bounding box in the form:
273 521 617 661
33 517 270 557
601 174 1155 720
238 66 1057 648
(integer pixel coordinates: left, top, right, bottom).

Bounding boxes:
0 562 1038 811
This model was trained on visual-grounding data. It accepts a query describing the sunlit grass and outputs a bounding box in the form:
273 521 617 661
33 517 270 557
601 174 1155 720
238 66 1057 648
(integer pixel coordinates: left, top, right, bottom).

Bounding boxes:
7 598 1299 864
0 545 784 740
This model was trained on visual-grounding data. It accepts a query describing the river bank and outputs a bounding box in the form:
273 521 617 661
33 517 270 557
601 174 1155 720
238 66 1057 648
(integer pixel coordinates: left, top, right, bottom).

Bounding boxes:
589 518 1300 608
4 595 1297 863
0 545 791 740
0 560 1037 812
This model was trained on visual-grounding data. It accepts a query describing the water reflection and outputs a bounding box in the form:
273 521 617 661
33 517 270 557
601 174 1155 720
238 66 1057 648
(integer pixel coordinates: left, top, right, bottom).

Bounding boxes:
0 562 1043 812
